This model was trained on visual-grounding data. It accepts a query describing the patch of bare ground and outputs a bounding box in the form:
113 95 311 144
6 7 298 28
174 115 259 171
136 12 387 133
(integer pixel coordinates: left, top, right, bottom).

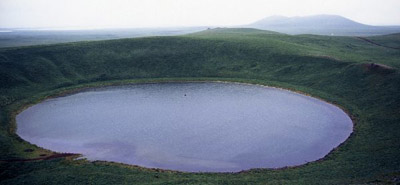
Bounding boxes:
361 63 396 74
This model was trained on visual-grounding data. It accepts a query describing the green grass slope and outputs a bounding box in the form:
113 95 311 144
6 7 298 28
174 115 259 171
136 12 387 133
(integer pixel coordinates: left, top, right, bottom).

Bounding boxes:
0 28 399 184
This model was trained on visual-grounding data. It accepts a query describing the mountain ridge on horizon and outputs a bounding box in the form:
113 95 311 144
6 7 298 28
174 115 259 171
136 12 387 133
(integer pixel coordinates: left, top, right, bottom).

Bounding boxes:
247 14 400 36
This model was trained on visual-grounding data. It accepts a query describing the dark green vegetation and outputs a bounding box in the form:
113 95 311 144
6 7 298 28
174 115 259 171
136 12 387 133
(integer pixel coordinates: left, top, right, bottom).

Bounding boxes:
0 28 399 184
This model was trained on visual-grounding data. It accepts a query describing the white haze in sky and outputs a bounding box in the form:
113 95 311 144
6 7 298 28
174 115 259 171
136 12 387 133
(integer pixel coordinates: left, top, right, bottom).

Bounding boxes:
1 0 399 29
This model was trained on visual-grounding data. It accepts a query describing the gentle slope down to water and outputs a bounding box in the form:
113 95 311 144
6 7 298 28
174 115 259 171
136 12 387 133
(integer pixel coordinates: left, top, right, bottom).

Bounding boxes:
0 28 399 184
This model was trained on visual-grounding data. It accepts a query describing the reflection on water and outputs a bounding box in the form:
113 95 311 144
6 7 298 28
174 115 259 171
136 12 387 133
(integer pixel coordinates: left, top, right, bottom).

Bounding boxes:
17 82 353 172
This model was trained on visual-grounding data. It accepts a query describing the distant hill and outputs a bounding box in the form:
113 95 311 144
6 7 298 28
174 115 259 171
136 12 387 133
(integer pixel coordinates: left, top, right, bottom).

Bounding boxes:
190 27 281 36
247 15 400 36
0 27 206 48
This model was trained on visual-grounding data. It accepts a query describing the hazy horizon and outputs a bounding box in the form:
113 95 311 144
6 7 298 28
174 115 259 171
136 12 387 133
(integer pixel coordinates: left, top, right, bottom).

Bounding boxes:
1 0 400 29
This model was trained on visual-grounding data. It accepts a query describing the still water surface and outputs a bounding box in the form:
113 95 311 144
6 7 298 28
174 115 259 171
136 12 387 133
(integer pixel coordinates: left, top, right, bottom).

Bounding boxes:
17 82 352 172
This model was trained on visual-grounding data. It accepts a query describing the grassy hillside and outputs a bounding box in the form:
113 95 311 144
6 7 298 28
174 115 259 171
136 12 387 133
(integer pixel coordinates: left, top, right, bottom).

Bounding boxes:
0 28 399 184
0 27 205 48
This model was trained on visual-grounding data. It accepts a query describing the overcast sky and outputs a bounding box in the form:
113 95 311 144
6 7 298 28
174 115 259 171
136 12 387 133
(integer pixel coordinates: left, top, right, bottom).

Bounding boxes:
1 0 399 29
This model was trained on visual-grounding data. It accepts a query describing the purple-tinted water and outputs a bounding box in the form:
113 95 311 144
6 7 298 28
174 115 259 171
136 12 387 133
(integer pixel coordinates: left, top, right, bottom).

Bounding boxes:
17 82 352 172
